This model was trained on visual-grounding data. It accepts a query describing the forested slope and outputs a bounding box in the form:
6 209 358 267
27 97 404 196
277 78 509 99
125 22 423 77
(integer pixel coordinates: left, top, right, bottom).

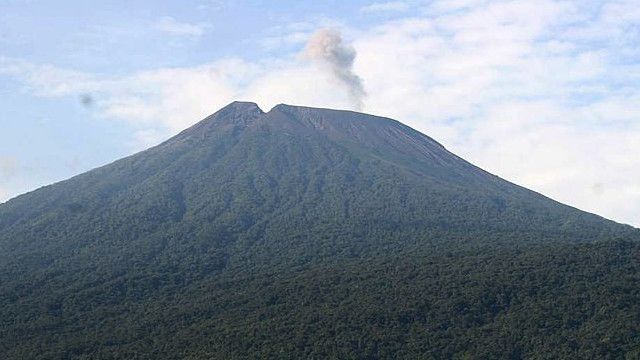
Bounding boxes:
0 102 638 359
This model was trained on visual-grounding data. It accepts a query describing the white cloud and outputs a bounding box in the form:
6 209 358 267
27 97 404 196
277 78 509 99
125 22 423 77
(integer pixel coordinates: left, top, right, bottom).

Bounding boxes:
1 0 639 226
0 156 18 203
0 57 98 96
361 1 409 13
0 156 17 181
99 59 258 131
153 16 207 37
244 64 355 111
0 187 8 203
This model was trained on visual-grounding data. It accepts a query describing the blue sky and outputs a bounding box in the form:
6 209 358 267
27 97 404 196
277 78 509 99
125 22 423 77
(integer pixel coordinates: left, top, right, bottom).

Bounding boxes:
1 0 639 226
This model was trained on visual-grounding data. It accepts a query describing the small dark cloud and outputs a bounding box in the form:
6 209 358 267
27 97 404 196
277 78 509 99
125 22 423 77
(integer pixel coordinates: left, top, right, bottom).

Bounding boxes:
80 93 94 108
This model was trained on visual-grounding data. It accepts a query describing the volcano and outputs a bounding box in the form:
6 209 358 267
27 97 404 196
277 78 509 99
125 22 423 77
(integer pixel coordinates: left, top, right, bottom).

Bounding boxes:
1 102 638 359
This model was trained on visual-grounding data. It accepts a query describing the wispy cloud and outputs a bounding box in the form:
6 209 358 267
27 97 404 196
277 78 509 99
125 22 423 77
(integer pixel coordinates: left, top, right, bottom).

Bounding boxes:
0 156 17 181
360 1 409 13
153 16 208 37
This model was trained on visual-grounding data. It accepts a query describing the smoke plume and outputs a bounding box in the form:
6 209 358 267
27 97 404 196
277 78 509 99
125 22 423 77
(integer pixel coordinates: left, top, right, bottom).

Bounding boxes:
304 29 366 110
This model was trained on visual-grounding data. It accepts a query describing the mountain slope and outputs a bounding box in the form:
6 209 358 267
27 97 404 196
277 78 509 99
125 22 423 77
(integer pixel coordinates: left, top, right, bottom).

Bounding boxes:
0 102 638 359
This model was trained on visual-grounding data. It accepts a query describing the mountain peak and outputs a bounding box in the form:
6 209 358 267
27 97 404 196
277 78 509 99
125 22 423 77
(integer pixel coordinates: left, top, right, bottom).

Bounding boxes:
218 101 264 115
173 101 263 141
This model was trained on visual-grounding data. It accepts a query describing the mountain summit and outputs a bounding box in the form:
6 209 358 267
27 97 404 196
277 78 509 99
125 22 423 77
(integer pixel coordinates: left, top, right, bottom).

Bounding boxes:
1 102 638 359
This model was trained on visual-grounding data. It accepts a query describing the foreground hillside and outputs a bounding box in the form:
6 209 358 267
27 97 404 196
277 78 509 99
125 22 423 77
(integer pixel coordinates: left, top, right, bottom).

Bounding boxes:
3 240 639 359
0 102 638 359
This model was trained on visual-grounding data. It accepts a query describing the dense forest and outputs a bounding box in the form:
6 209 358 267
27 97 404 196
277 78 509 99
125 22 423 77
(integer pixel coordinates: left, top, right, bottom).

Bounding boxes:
2 240 640 359
1 102 638 359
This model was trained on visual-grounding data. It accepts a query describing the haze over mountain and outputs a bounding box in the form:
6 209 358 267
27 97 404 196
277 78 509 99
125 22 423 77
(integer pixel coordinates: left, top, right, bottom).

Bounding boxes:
1 102 638 359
